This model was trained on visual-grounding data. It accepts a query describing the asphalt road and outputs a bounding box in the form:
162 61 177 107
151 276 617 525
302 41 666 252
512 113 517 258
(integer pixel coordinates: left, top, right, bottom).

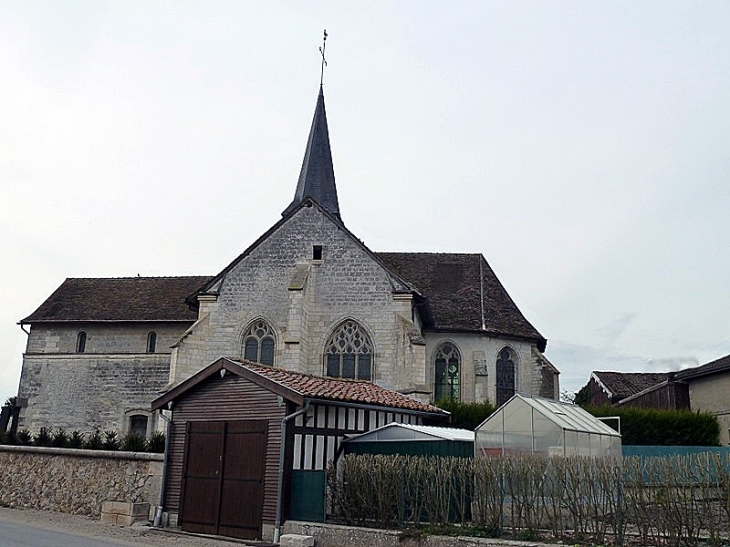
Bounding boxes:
0 508 248 547
0 519 145 547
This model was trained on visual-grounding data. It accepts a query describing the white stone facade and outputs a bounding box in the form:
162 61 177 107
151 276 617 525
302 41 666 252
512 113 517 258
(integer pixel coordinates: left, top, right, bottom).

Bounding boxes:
170 205 423 395
18 323 186 433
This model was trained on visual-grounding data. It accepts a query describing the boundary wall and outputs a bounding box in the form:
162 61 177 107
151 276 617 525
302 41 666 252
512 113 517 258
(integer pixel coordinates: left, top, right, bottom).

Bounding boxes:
0 445 163 518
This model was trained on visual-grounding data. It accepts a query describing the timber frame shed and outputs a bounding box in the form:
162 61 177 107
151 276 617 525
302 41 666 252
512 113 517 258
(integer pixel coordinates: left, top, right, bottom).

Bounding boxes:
151 357 447 542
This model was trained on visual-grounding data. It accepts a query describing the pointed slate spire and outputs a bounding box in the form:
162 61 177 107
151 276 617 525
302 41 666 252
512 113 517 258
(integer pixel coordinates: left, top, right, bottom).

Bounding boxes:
283 87 341 221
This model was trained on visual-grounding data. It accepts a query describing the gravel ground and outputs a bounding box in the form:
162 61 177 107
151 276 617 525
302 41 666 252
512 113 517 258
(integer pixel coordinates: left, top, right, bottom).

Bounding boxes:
0 507 274 547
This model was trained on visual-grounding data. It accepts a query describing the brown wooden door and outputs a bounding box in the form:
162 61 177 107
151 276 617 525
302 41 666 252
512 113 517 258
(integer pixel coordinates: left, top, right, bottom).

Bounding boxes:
180 420 268 539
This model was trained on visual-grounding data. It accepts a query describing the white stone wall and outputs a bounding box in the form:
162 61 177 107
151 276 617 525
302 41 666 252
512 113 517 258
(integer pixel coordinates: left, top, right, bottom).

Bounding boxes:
172 206 421 394
423 332 545 404
18 323 187 432
26 323 186 355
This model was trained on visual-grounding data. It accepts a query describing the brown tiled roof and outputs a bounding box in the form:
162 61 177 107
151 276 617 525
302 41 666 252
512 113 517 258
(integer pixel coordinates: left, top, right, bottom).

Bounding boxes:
593 371 670 400
377 253 546 350
675 354 730 381
153 357 446 415
238 361 445 414
21 276 212 323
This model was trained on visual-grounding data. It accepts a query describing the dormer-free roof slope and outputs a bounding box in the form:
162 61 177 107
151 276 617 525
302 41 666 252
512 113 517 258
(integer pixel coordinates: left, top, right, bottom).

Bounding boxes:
282 87 340 221
591 371 671 400
377 252 546 350
21 276 212 323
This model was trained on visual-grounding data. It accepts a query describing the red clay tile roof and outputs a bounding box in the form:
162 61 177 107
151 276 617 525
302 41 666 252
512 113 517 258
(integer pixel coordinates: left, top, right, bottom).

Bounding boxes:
21 276 212 323
377 252 546 350
593 371 671 400
675 354 730 381
235 360 445 414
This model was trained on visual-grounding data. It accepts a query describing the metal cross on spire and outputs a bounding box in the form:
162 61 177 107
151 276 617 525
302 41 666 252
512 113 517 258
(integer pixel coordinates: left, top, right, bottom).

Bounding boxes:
319 29 328 86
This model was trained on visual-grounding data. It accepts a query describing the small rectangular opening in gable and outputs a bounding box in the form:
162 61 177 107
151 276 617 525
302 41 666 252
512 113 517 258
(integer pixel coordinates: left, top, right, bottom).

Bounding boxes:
312 245 323 260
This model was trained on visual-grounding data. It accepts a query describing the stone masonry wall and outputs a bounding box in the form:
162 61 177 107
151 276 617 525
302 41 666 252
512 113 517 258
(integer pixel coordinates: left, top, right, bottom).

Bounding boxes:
423 333 543 404
18 354 170 433
0 445 163 518
173 206 420 393
19 322 188 432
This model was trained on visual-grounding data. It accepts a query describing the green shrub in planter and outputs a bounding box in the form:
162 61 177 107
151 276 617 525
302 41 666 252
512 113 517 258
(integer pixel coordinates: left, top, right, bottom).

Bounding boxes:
121 433 146 452
51 428 69 448
16 429 31 445
147 431 166 453
33 427 52 447
68 431 84 448
84 430 103 450
102 430 120 451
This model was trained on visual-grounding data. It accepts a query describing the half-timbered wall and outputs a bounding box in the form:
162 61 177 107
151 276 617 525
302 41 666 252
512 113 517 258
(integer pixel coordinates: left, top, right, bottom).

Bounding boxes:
291 403 422 472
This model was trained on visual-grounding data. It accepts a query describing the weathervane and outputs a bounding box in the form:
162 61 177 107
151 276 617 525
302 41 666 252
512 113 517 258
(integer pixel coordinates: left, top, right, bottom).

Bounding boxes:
319 29 328 86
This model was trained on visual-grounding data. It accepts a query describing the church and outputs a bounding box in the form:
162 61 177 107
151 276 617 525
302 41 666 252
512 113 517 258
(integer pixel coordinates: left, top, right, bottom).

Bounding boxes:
16 86 558 437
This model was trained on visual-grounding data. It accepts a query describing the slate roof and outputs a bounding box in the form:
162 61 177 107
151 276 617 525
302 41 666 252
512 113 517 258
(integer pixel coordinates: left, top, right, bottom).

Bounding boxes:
592 371 671 400
21 276 212 323
153 357 447 416
282 87 341 221
377 252 546 350
675 354 730 381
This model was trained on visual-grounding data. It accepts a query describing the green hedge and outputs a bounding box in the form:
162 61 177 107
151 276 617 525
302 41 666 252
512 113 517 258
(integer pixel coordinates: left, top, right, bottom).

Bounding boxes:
586 405 720 446
436 399 496 430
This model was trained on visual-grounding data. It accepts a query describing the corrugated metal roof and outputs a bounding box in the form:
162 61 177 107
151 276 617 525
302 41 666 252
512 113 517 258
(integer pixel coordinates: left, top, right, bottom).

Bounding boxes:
344 422 474 443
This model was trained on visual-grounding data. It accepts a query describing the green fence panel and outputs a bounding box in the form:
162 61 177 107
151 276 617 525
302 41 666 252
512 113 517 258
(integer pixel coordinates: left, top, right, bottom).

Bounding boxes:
290 470 326 522
623 445 730 457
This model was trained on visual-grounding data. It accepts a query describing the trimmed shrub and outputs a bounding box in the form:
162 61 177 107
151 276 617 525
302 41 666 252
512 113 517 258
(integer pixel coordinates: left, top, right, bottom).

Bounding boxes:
586 405 720 446
435 399 496 430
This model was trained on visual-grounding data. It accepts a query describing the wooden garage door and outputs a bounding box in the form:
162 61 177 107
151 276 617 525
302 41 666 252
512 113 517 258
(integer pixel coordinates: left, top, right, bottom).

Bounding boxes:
180 420 268 539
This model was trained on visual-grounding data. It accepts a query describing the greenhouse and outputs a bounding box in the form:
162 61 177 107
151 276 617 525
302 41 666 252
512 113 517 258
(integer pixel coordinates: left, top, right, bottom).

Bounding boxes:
475 394 622 458
342 422 474 457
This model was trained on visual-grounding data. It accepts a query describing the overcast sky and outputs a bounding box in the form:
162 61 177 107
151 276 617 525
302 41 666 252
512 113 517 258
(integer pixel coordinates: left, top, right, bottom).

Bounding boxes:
2 1 729 403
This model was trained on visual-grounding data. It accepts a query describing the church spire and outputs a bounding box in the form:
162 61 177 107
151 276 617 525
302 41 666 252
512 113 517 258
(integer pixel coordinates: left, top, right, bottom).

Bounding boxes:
283 86 341 221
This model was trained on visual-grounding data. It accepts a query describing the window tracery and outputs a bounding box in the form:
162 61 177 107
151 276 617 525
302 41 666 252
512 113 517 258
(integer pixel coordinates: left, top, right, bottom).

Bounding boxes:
242 320 275 366
434 342 461 401
324 320 373 380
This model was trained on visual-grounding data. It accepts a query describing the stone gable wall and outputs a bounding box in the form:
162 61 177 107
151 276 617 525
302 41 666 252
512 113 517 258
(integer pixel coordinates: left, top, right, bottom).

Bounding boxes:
173 207 420 393
0 445 162 518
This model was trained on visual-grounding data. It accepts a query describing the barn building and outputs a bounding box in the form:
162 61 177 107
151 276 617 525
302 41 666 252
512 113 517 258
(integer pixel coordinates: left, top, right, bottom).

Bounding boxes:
150 357 447 540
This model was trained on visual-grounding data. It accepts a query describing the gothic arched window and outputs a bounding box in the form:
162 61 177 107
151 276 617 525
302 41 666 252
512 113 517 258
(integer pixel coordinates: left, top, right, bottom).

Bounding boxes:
434 343 460 402
324 320 373 380
496 347 516 406
242 320 275 366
